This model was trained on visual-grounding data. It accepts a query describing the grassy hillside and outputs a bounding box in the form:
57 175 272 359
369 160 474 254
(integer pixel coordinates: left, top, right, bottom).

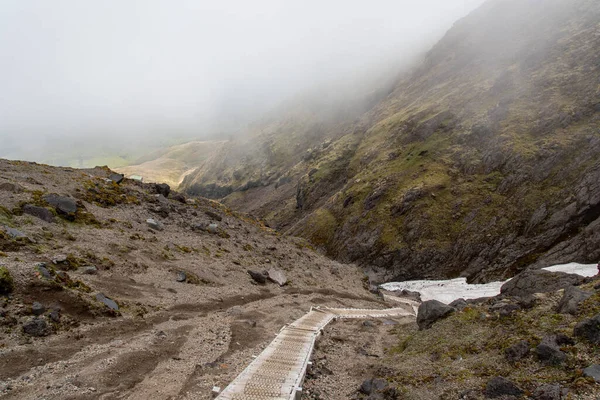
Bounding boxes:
180 0 600 283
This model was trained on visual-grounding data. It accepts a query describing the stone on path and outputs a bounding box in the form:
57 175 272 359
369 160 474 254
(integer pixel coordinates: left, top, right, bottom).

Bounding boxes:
23 204 55 223
267 268 287 286
96 293 119 310
146 218 164 231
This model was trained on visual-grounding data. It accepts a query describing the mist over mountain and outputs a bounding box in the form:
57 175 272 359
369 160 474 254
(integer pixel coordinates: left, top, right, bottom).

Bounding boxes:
0 0 484 166
180 0 600 283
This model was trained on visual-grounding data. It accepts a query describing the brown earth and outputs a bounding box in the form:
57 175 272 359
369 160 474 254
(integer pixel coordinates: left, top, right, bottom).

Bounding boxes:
0 158 387 399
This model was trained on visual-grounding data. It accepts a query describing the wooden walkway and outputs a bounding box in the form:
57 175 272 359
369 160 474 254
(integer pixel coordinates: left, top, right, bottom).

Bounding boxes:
215 303 416 400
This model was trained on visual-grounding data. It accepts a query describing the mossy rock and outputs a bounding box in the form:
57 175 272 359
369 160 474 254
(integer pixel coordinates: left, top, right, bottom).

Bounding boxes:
0 266 14 294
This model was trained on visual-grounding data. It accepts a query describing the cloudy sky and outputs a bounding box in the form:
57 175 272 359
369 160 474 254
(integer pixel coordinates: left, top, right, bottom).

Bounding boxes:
0 0 485 164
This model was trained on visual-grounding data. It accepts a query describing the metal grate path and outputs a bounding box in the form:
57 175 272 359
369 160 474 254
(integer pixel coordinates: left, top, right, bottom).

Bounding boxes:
215 304 415 400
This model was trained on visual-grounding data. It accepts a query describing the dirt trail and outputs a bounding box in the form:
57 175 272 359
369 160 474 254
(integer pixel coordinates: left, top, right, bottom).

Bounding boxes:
2 291 397 399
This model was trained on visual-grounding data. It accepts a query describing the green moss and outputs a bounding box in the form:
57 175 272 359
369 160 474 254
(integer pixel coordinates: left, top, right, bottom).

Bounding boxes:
175 244 192 253
0 266 14 294
299 208 337 248
81 179 140 208
0 206 13 226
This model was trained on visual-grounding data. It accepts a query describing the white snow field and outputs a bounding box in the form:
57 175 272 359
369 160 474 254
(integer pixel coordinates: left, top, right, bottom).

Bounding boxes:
542 262 598 277
380 262 598 304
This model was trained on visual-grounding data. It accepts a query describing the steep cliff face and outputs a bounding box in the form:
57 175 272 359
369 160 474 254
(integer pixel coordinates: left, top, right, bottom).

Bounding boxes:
181 0 600 283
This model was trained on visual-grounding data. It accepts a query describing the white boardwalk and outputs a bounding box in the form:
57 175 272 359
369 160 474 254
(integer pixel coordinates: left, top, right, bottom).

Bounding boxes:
215 303 415 400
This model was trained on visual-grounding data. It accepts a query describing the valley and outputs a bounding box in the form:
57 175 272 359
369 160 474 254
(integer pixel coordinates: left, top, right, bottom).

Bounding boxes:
1 0 600 399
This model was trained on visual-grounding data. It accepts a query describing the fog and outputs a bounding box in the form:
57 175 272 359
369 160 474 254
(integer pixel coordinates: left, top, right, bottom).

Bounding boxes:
0 0 485 166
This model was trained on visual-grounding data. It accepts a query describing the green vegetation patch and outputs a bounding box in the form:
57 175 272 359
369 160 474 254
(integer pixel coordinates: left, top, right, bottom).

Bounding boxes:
0 266 14 294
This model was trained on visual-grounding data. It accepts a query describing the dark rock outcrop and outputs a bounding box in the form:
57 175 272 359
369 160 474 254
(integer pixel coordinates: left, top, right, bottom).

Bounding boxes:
573 313 600 344
31 302 45 316
417 300 455 330
22 318 49 336
532 384 562 400
556 286 592 314
583 364 600 383
109 173 124 184
154 183 171 198
360 378 388 395
248 270 267 284
0 266 14 294
535 342 566 365
484 377 523 398
43 194 78 220
22 204 55 223
504 340 530 363
500 269 584 297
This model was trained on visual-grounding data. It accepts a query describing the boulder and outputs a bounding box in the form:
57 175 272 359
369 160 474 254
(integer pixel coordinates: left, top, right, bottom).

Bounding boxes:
556 286 592 315
248 270 267 284
78 266 98 275
22 204 55 223
43 194 78 220
207 223 219 234
535 342 566 365
504 340 530 363
154 183 170 197
176 271 187 282
267 268 288 286
108 173 124 184
192 222 209 232
500 269 584 297
484 377 523 398
573 313 600 344
359 378 387 395
449 298 469 311
532 384 562 400
22 318 49 336
555 333 575 346
49 309 60 322
31 302 45 316
146 218 164 231
417 300 455 330
96 293 119 310
35 263 53 279
583 364 600 383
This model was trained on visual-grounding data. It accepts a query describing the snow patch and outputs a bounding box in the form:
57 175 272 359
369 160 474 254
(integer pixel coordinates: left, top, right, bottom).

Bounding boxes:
380 278 505 304
381 262 598 305
542 262 598 277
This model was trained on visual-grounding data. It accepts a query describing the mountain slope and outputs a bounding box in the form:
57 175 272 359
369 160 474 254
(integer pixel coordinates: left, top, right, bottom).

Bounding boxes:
0 158 375 398
180 0 600 283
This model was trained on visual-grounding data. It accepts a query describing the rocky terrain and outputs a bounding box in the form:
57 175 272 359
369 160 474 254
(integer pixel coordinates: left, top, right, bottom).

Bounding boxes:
0 158 381 399
178 0 600 284
1 158 599 400
306 269 600 399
